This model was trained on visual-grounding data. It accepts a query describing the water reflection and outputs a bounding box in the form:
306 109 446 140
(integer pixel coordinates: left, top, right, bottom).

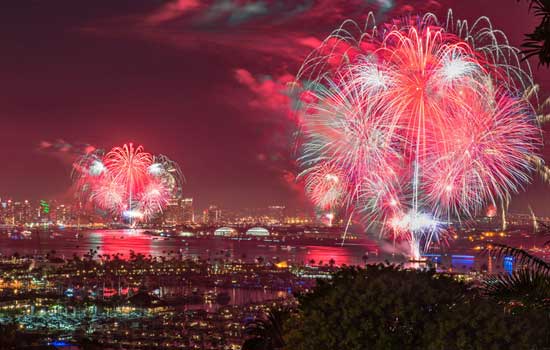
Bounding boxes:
0 229 531 272
0 229 381 267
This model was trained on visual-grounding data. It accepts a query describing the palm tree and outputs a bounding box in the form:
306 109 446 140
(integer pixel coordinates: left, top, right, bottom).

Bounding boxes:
242 309 290 350
518 0 550 66
482 243 550 310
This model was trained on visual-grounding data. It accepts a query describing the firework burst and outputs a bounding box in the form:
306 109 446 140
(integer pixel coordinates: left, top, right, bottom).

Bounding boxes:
296 11 542 259
73 143 184 223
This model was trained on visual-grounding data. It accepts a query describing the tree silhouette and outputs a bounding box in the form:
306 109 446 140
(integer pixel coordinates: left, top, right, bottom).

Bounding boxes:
242 308 290 350
482 243 550 310
519 0 550 66
284 264 549 350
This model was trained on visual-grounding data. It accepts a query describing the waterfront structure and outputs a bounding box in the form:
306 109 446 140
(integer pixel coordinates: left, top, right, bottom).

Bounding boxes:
213 227 238 237
246 227 270 236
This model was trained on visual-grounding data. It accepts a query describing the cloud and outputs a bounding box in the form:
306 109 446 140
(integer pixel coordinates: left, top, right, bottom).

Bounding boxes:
234 68 295 113
198 0 271 26
81 0 430 63
232 68 307 196
146 0 201 24
38 139 97 163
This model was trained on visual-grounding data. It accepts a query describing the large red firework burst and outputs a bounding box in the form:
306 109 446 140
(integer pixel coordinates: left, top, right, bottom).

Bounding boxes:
73 143 183 223
296 11 542 259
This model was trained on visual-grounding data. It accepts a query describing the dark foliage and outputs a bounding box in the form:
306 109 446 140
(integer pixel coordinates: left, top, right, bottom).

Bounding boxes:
482 244 550 310
519 0 550 66
484 268 550 308
242 308 290 350
283 264 549 350
484 243 549 273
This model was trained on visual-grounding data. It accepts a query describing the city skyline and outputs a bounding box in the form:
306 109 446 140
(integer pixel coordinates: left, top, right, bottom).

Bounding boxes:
2 0 550 214
0 195 321 227
1 2 549 348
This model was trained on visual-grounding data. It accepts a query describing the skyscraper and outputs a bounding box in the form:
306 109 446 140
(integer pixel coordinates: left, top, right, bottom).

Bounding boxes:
163 198 184 225
182 198 194 224
268 205 285 224
204 205 222 225
162 197 194 225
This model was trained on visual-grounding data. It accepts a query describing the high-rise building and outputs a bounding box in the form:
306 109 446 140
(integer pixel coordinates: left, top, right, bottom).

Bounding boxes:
13 200 33 225
23 200 33 224
204 205 222 225
0 199 35 225
13 201 23 225
268 205 285 224
163 198 184 226
4 200 15 225
55 204 72 225
37 199 52 223
182 198 194 224
162 197 194 225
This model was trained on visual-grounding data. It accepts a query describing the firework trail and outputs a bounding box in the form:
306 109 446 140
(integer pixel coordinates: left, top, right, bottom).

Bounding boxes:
528 204 539 233
296 10 542 259
73 143 184 224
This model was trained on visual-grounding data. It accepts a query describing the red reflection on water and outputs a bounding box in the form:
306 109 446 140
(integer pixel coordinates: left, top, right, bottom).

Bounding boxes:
89 230 153 259
305 245 357 266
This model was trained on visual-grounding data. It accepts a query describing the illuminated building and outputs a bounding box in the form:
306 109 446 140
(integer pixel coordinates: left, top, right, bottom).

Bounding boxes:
0 199 5 223
182 198 194 224
161 197 193 226
3 199 14 225
163 198 184 225
245 227 270 236
284 216 313 225
214 227 238 237
204 205 222 225
38 199 51 223
11 200 33 225
55 204 72 225
268 205 285 224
